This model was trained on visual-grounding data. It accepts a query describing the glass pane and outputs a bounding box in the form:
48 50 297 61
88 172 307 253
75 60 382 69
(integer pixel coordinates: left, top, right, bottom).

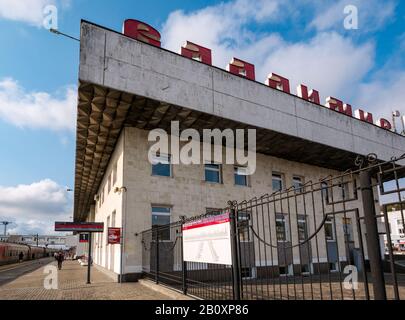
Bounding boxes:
152 163 171 177
298 221 307 241
325 221 334 241
276 220 286 241
235 173 247 186
205 169 220 183
272 179 282 192
321 182 329 202
293 178 303 193
152 207 171 214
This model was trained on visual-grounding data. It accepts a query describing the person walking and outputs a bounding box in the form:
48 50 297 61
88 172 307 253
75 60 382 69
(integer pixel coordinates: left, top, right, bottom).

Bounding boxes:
56 251 64 270
18 251 24 263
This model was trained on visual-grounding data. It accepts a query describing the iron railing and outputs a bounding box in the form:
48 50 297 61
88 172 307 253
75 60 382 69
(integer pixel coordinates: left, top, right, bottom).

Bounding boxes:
141 153 405 300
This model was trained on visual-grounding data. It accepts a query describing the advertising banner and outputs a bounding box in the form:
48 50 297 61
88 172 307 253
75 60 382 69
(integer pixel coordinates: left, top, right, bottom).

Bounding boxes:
182 213 232 265
55 222 104 232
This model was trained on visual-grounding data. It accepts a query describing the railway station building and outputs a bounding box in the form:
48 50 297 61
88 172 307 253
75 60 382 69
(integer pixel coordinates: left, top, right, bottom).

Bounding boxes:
73 20 405 282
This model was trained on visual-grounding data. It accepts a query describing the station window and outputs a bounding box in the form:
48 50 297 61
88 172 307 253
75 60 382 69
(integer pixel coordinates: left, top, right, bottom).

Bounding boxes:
234 166 249 186
152 154 172 177
272 173 283 192
205 163 222 184
276 214 290 242
339 182 350 200
279 264 293 276
113 162 118 186
292 176 304 193
238 211 251 242
297 216 308 241
321 181 329 203
206 208 222 216
325 218 335 241
152 206 171 241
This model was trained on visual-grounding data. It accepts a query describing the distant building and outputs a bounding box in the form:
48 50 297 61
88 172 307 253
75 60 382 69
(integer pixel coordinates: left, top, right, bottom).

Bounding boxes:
0 234 74 250
384 210 405 252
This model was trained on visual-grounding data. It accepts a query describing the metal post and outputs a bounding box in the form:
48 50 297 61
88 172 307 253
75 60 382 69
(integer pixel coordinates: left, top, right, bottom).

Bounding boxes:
359 170 386 300
180 223 188 295
230 207 241 300
155 228 159 284
36 233 39 247
86 232 92 284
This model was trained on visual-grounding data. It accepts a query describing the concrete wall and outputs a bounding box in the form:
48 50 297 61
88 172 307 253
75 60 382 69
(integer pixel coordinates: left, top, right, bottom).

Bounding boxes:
117 127 378 277
79 21 405 162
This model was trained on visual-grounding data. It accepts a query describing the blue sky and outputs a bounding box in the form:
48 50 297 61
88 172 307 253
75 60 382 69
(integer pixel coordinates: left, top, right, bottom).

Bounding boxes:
0 0 404 235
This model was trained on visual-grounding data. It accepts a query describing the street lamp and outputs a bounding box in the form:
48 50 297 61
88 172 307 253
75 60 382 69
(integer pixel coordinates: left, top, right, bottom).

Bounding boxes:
50 28 80 42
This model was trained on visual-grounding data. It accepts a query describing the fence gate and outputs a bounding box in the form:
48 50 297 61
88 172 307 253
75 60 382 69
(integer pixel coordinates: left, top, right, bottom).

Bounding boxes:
141 154 405 300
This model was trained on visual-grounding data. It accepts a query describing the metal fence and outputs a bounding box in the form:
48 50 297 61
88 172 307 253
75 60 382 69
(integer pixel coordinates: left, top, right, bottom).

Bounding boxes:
141 153 405 300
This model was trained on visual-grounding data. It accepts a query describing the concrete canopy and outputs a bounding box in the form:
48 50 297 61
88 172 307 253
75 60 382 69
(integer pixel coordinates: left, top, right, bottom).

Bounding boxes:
74 21 405 221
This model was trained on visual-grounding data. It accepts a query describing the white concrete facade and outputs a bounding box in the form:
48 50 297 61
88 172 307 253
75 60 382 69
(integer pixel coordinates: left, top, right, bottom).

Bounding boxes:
75 21 404 281
92 126 382 280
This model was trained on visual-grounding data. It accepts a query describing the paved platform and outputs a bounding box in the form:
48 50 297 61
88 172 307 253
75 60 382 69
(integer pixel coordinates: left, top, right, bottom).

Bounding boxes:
0 260 176 300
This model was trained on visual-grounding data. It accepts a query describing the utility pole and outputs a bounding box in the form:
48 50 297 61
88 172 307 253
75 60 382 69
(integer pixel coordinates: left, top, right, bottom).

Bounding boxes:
1 221 11 236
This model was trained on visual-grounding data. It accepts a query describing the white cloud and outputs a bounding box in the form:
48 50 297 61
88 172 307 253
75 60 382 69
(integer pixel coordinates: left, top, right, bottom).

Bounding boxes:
162 0 285 68
0 0 53 26
260 32 375 102
355 71 405 121
309 0 396 32
0 78 76 131
161 0 384 115
0 0 70 26
0 179 72 235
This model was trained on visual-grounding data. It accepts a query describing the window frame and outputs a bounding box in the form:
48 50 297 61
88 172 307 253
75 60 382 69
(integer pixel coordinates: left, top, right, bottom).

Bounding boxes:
204 162 222 184
151 206 172 241
272 173 283 192
234 166 249 187
151 153 172 178
276 215 290 243
113 162 118 186
292 176 304 194
297 216 308 242
324 218 336 242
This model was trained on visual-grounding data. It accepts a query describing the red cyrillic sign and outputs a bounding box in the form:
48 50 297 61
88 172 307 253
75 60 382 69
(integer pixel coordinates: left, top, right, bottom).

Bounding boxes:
121 18 394 130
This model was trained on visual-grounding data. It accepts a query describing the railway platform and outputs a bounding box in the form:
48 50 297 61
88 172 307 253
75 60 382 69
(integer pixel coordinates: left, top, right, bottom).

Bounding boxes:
0 260 179 300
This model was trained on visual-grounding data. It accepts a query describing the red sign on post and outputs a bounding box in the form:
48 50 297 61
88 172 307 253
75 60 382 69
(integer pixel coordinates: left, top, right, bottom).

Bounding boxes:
108 228 121 245
55 222 104 232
